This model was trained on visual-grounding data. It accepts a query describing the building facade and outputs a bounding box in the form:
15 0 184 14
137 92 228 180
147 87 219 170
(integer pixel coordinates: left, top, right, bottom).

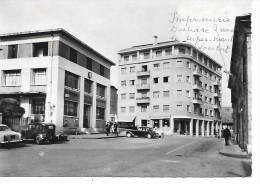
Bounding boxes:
118 38 222 136
0 29 115 133
228 14 252 154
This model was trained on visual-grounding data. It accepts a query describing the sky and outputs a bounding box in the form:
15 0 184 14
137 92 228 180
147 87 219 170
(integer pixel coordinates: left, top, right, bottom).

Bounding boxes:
0 0 252 107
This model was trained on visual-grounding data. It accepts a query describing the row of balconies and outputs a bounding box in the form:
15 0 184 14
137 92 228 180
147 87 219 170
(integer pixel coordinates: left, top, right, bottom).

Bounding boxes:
135 96 221 109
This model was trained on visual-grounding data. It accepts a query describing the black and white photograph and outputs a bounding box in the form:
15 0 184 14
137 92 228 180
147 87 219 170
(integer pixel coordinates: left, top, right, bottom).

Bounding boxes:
0 0 259 183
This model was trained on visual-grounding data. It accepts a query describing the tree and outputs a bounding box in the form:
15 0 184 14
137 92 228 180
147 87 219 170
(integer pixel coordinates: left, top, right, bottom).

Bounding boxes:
0 98 25 119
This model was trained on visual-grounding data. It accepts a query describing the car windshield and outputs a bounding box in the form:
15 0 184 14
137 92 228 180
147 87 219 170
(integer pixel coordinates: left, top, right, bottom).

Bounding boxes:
0 126 11 131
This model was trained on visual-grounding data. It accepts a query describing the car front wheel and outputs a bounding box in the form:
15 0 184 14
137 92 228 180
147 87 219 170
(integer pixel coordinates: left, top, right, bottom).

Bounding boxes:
126 133 132 138
35 136 43 145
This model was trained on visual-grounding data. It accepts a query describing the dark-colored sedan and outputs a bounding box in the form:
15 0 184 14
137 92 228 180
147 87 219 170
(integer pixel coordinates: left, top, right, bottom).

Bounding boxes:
126 126 160 139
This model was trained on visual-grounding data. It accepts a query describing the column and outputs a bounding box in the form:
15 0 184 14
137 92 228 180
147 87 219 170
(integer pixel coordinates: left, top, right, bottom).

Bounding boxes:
91 82 97 129
178 121 181 133
105 85 111 123
206 121 210 137
219 122 223 137
185 121 188 134
159 119 163 132
211 121 214 136
170 116 174 134
195 119 199 137
189 119 193 136
202 120 205 137
79 77 85 129
137 51 140 60
149 49 153 58
172 45 175 54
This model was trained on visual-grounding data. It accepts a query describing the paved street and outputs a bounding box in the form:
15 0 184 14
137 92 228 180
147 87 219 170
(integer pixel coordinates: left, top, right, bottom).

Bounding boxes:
0 135 251 177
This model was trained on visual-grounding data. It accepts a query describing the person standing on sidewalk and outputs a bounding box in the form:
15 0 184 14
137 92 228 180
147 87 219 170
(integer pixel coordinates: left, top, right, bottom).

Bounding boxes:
105 122 110 136
114 123 118 137
223 127 231 146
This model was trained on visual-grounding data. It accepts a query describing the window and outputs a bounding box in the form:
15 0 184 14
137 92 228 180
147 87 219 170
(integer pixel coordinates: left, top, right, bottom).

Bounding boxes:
143 52 149 59
163 62 170 69
186 90 190 98
65 72 78 89
121 80 126 86
165 49 172 55
194 106 199 114
204 84 208 90
163 90 170 97
130 67 135 73
121 93 126 100
210 110 213 117
129 93 135 99
121 107 126 113
163 76 169 83
187 61 190 68
141 92 148 98
84 79 92 93
33 42 48 57
100 64 105 77
64 100 78 116
154 63 160 70
198 54 202 62
205 109 208 116
209 74 212 80
69 47 77 63
178 47 186 54
177 105 182 111
96 84 106 97
8 45 18 59
186 76 190 83
129 80 135 86
141 65 148 72
204 96 208 103
141 106 147 112
121 68 127 74
204 58 208 66
192 50 197 59
209 98 212 104
155 50 162 57
177 90 182 96
124 55 129 61
205 71 208 78
32 69 46 85
187 105 191 112
153 105 159 112
96 107 105 119
153 77 159 83
141 78 147 85
163 105 170 112
209 86 212 92
31 98 45 114
132 54 137 61
153 91 159 98
176 60 183 67
129 106 135 112
3 70 21 86
86 57 93 70
177 75 182 82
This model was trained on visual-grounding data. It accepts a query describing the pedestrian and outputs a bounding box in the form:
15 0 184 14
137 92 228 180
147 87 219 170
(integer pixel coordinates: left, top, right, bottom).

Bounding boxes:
223 127 231 146
110 123 114 134
114 123 118 137
105 122 110 136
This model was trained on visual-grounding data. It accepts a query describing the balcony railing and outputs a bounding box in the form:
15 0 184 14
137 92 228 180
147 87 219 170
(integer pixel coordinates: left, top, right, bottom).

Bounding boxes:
192 97 202 105
213 80 221 86
193 69 203 77
213 92 221 98
137 70 150 77
193 84 203 91
136 97 150 104
136 84 150 90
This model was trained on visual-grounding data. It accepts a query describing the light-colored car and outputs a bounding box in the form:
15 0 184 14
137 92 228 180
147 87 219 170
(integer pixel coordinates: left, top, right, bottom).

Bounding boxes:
0 124 22 146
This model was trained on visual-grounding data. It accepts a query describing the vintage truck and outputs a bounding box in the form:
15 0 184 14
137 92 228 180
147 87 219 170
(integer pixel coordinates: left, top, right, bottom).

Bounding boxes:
21 122 68 145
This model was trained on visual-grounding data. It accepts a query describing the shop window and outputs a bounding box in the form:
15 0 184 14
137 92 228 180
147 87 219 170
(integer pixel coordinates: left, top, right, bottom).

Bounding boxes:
64 100 78 117
84 79 92 93
96 107 105 119
96 83 106 98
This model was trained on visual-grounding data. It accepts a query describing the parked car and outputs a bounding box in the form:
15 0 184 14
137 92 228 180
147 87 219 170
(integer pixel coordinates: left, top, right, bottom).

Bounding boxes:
21 122 68 145
126 126 160 138
0 124 22 147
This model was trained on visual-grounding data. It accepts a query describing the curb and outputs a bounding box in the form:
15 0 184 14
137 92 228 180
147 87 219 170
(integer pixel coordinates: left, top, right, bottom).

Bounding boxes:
219 151 251 159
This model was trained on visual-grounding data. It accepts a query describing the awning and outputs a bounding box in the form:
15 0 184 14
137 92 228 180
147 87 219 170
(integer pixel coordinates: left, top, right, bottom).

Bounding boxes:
150 116 170 120
116 116 136 122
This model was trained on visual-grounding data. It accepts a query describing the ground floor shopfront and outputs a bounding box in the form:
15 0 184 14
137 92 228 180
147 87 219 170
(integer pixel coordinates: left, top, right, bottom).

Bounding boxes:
136 116 222 137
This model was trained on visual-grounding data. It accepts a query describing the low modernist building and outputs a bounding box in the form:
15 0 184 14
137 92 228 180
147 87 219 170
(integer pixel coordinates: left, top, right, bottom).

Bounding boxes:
0 29 115 133
228 14 252 154
118 37 222 136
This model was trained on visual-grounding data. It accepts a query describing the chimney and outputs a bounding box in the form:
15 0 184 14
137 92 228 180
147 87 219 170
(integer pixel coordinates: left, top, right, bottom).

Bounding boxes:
153 35 158 45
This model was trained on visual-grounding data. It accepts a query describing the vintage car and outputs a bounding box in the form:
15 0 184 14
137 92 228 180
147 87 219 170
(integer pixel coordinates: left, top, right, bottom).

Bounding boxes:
126 126 160 138
21 122 68 145
0 124 22 146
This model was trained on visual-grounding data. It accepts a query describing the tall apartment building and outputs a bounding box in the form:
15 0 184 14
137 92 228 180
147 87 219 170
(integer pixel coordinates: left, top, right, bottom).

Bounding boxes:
118 38 222 136
0 29 115 133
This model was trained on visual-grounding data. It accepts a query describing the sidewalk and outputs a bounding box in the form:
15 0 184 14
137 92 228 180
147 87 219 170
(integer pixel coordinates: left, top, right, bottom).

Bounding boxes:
219 139 251 159
68 132 127 140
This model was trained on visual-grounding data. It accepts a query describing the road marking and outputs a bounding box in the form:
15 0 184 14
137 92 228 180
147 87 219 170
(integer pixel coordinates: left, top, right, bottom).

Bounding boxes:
166 140 199 155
